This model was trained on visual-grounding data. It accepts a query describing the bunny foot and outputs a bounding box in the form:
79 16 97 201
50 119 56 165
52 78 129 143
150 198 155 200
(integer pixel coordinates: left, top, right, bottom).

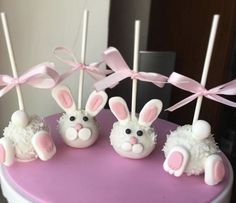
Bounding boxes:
0 137 15 166
32 131 56 161
204 154 225 185
163 146 189 177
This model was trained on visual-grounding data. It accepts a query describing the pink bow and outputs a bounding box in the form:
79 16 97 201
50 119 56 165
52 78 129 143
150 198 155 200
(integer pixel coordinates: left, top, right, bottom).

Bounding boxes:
166 72 236 111
54 47 112 83
94 47 168 91
0 62 60 98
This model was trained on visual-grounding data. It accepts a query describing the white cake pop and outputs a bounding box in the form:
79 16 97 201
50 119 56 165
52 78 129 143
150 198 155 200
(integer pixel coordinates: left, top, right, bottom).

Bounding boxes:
52 85 107 148
109 97 163 159
0 110 56 166
163 120 225 185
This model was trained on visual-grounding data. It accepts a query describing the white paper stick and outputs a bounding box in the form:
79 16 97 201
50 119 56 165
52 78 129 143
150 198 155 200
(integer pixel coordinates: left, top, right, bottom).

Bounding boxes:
192 14 220 124
131 20 141 120
1 12 24 111
78 10 89 110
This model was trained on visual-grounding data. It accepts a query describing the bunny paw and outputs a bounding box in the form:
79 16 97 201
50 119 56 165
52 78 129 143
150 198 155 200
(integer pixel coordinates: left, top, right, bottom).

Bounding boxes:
163 146 189 177
32 131 56 161
204 154 225 185
132 144 144 154
121 142 132 151
0 137 15 166
78 128 92 141
66 128 78 141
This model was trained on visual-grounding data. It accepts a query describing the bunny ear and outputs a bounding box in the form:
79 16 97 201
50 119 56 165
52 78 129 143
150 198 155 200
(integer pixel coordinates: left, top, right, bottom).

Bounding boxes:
52 85 76 113
138 99 163 127
85 91 108 117
109 97 130 124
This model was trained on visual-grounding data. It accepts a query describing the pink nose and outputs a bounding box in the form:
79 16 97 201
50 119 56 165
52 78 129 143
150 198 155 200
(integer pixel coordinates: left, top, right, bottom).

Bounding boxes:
75 123 83 131
129 136 138 145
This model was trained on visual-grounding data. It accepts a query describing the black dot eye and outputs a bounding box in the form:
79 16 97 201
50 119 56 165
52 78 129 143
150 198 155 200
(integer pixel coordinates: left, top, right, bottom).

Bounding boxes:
83 116 89 121
125 129 131 134
70 116 76 121
137 130 143 136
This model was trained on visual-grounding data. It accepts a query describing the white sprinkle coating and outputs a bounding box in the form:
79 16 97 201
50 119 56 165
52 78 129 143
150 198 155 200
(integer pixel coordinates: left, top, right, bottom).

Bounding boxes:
163 124 219 175
3 115 48 161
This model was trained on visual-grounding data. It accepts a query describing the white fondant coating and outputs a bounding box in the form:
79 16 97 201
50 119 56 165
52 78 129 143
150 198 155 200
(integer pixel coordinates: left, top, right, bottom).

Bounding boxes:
192 120 211 140
11 110 29 128
132 144 143 154
78 128 92 141
3 115 49 161
32 131 56 161
58 111 99 148
204 154 224 185
66 128 78 141
0 137 15 166
163 146 190 177
163 123 219 175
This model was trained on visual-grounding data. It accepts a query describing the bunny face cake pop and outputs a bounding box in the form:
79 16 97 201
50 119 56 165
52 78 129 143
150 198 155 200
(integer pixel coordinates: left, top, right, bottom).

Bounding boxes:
163 120 225 185
109 97 162 159
52 85 107 148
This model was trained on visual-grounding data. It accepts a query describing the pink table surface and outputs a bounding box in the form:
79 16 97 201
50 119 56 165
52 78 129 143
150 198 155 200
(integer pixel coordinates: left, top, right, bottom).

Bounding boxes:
2 110 232 203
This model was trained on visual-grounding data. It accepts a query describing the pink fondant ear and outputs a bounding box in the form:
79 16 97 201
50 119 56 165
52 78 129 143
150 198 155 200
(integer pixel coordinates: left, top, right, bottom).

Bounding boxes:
85 91 108 117
109 97 130 124
138 99 162 127
52 85 76 113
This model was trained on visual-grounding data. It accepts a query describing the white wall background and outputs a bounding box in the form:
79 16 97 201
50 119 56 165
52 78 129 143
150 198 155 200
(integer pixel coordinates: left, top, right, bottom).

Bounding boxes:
0 0 110 132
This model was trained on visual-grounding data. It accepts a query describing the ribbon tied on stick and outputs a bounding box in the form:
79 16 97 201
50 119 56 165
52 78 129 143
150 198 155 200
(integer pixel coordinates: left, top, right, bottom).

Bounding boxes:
54 47 112 83
0 62 60 98
166 72 236 111
94 47 168 91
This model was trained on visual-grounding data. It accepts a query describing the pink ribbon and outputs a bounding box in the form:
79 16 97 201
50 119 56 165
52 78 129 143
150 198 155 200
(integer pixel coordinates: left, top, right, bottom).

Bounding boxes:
94 47 168 91
0 62 60 98
166 72 236 111
54 47 112 83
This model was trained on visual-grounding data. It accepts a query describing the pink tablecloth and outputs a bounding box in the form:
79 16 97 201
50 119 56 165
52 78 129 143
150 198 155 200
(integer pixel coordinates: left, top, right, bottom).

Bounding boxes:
2 110 232 203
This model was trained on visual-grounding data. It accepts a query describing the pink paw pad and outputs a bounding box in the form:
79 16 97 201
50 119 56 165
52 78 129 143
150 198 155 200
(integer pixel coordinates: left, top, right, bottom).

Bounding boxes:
0 144 6 163
168 151 184 170
214 160 225 182
37 134 54 152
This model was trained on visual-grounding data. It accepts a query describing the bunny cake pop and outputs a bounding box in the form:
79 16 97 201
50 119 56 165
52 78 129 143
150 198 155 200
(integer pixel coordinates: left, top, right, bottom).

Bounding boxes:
109 97 163 159
0 13 56 166
1 110 56 165
52 85 107 148
163 120 225 185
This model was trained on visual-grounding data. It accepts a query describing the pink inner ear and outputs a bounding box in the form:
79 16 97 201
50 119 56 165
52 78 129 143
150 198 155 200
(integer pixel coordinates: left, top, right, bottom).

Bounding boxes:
142 106 158 123
58 90 73 108
89 95 103 111
111 102 128 120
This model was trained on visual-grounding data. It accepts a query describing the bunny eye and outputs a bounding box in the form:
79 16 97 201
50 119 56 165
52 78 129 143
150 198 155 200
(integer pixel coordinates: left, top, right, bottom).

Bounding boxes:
125 128 131 134
69 116 76 121
83 116 89 121
137 130 143 136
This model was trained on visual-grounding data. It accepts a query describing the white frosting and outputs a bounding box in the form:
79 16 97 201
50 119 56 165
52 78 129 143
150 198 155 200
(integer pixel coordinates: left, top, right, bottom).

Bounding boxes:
110 120 157 159
163 124 219 175
3 115 48 161
58 110 99 148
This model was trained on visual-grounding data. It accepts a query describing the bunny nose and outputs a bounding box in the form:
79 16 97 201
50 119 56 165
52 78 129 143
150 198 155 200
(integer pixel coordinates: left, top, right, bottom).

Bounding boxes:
75 123 83 131
129 136 138 145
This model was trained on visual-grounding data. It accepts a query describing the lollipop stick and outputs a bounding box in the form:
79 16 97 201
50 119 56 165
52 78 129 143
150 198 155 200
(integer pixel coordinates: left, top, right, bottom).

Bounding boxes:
1 12 24 111
192 15 220 124
131 20 141 120
78 10 89 110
